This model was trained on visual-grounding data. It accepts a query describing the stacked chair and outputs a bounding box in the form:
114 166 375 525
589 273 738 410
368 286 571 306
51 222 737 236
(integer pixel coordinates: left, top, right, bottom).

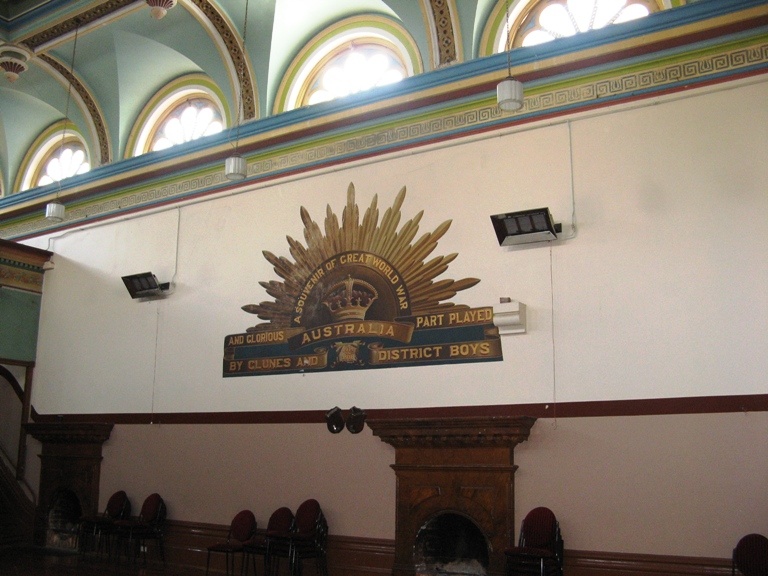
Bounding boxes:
113 492 167 565
504 507 563 576
79 490 131 556
732 533 768 576
264 499 329 576
206 509 257 576
243 507 295 576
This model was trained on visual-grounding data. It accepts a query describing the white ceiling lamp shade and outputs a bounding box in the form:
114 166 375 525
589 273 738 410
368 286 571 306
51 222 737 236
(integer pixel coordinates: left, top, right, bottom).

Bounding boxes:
225 154 247 180
497 0 524 113
497 77 524 112
0 45 30 83
146 0 177 20
43 26 80 224
225 0 250 181
45 201 65 223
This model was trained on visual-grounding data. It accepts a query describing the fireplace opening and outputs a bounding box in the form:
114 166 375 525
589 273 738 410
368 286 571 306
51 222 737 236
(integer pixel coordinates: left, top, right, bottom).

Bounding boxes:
46 488 82 551
414 513 489 576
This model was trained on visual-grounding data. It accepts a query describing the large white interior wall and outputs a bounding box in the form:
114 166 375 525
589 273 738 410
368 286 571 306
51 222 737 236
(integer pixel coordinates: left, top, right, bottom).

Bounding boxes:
27 78 768 415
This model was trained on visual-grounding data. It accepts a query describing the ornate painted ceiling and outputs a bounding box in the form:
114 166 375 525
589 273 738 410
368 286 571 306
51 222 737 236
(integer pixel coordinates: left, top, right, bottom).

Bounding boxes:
0 0 501 185
0 0 766 240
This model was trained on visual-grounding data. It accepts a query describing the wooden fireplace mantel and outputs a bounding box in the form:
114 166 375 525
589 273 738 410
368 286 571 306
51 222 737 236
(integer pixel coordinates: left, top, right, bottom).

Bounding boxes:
25 422 114 546
25 422 114 445
367 416 537 576
367 416 536 448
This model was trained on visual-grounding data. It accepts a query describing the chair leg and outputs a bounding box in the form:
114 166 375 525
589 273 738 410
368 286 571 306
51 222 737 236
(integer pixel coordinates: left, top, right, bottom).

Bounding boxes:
206 550 212 576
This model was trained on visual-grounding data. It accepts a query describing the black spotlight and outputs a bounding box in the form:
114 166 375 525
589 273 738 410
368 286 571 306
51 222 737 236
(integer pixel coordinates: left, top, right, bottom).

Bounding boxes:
325 407 344 434
346 406 367 434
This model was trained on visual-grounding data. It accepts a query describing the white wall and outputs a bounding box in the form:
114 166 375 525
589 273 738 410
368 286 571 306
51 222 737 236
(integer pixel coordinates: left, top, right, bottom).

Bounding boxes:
91 411 768 558
28 78 768 415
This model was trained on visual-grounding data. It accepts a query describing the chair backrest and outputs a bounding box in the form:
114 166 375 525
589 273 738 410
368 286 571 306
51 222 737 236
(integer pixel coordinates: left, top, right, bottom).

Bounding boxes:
294 499 322 536
733 533 768 576
104 490 130 519
230 509 257 542
267 506 295 533
139 493 166 525
519 507 558 550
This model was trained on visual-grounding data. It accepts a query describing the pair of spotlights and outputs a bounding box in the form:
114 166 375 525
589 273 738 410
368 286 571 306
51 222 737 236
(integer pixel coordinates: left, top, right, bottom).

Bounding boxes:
326 406 367 434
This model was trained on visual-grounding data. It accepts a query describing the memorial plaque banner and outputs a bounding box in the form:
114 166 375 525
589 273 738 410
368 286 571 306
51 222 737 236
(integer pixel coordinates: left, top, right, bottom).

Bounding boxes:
223 184 502 377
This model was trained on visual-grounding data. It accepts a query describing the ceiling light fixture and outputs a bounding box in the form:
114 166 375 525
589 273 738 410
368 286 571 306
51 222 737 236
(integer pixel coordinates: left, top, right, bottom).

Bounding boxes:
0 45 30 83
225 0 250 181
45 25 80 223
146 0 177 20
497 0 524 112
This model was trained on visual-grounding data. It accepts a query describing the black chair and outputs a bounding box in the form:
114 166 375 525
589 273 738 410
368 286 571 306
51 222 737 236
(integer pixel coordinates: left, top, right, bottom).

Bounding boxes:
243 506 295 576
79 489 130 556
733 533 768 576
504 507 563 576
113 492 167 565
266 499 328 576
206 509 257 576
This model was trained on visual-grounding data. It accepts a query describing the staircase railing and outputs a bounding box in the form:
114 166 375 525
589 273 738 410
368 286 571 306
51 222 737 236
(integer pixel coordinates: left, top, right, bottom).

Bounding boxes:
0 361 37 547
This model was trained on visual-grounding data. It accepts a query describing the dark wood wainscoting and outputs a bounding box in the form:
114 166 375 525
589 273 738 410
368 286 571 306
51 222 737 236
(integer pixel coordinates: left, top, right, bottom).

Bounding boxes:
163 520 395 576
163 520 730 576
565 550 731 576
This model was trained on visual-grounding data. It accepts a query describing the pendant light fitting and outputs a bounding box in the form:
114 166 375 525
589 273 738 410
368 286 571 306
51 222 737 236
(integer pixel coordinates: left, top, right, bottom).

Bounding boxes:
45 25 80 223
497 0 524 112
225 0 250 181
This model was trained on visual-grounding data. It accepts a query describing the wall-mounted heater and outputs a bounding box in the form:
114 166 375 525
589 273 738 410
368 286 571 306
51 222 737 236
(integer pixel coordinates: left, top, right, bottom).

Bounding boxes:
121 272 170 299
491 207 562 246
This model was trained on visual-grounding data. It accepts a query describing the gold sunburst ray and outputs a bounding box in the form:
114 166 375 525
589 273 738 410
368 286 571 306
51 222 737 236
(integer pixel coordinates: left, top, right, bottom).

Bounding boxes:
241 183 478 329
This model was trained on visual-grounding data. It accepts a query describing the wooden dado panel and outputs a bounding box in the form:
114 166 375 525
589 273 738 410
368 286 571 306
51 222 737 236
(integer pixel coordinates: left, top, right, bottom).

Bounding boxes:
162 520 731 576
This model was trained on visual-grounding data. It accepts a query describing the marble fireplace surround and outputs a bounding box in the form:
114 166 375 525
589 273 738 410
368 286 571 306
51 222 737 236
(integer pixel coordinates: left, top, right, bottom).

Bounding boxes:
367 416 537 576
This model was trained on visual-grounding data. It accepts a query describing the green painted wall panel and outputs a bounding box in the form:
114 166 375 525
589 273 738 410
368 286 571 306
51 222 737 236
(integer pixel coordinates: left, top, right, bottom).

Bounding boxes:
0 288 42 362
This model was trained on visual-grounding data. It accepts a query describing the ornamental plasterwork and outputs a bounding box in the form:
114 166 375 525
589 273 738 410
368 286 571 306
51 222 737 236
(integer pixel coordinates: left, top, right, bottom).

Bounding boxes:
18 0 255 121
427 0 458 65
2 32 766 240
38 54 110 164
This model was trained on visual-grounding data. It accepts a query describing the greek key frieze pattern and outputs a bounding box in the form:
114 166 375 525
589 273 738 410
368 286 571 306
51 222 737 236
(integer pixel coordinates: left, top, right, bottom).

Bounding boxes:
525 43 768 111
3 41 766 240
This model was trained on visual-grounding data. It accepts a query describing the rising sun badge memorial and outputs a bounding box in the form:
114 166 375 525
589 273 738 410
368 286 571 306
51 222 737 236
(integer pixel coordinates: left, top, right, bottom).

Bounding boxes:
223 184 503 377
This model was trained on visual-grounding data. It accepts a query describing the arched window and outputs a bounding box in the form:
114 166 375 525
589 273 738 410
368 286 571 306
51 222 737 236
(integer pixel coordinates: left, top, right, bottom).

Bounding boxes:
149 97 224 152
17 124 91 192
304 42 407 106
274 16 422 113
482 0 662 55
509 0 656 49
127 75 227 157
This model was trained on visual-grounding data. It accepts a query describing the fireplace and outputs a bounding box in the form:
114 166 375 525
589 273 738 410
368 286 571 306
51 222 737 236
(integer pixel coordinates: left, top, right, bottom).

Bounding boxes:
25 422 113 548
46 488 82 550
368 416 536 576
414 512 489 576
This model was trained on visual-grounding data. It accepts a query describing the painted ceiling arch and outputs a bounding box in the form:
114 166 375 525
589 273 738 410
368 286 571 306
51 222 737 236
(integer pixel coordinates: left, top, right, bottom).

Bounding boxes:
0 0 699 198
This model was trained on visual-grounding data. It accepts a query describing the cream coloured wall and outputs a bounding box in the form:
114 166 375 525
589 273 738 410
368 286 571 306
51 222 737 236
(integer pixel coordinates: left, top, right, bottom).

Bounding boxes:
27 78 768 416
92 411 768 558
17 75 768 560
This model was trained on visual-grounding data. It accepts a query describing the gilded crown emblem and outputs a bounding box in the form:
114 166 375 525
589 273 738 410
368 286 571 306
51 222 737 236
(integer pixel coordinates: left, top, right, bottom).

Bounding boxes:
322 275 378 321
